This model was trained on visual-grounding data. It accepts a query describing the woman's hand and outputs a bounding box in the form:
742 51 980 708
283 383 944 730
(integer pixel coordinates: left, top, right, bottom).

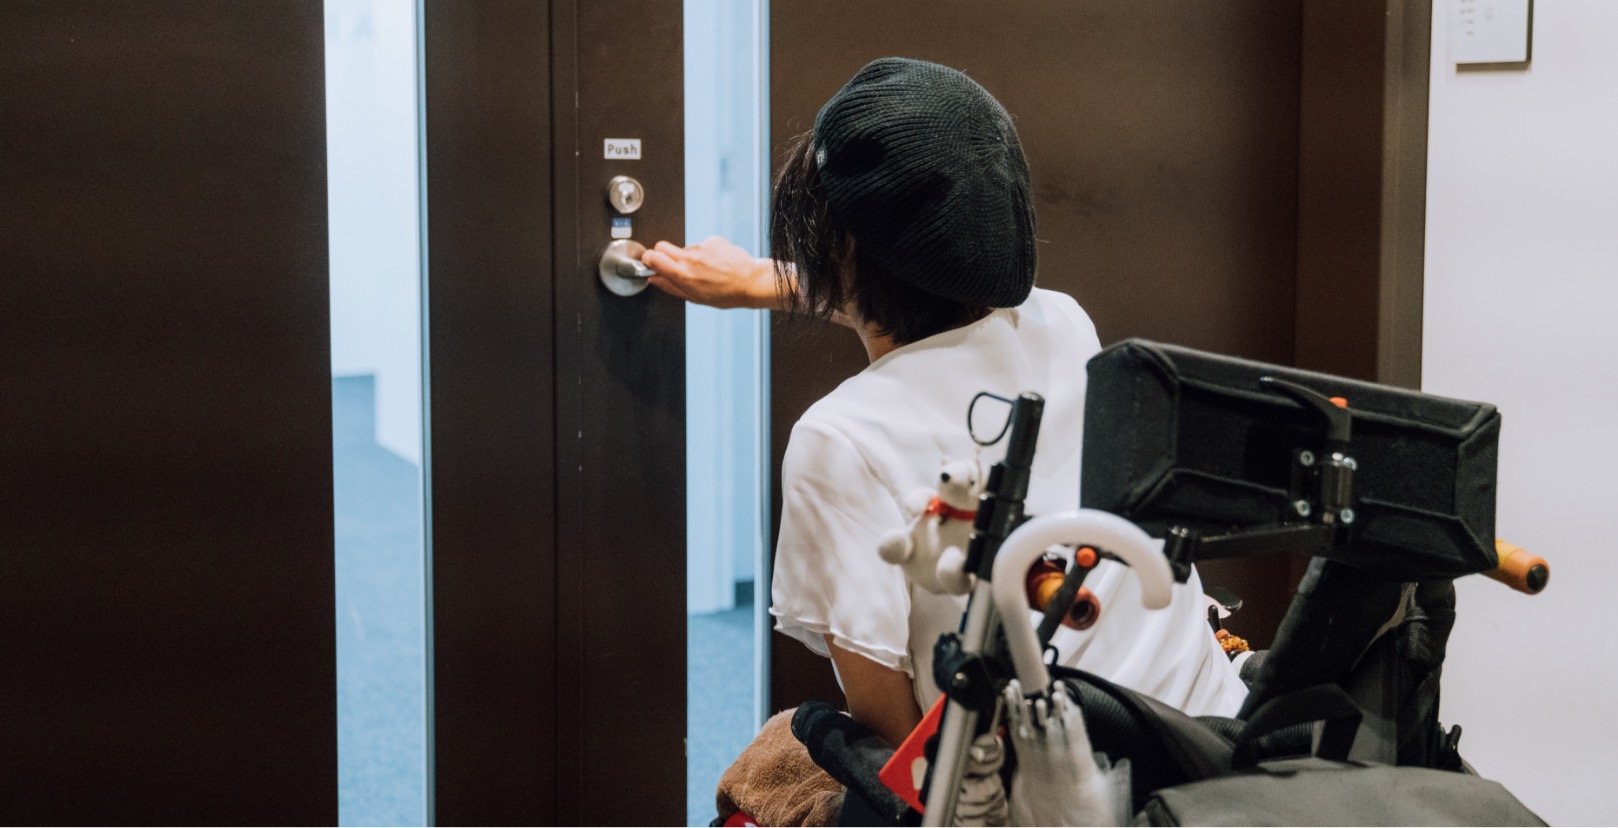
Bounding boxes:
640 235 782 310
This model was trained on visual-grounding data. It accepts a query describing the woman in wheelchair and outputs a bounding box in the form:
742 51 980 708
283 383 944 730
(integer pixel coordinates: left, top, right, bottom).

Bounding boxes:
644 57 1244 819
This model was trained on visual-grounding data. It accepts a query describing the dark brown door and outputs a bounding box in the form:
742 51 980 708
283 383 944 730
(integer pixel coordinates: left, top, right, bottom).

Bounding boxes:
2 0 688 823
1 2 337 823
424 1 686 824
768 0 1430 710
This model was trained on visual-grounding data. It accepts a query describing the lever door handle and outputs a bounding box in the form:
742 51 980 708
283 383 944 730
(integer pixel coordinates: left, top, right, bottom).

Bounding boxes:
599 239 653 296
617 257 655 280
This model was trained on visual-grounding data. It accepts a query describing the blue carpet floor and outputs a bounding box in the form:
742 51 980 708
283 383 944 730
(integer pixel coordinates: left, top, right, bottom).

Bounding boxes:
687 602 757 826
334 375 429 826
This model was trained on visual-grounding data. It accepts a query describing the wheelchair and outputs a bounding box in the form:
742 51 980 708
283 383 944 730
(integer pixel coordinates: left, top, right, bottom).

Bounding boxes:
787 340 1547 827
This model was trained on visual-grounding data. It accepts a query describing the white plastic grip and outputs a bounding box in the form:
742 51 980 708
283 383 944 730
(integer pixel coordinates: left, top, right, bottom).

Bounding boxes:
990 510 1174 694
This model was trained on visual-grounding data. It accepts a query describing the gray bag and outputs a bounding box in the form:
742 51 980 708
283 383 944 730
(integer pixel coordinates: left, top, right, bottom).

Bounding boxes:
1135 756 1545 827
1127 680 1544 827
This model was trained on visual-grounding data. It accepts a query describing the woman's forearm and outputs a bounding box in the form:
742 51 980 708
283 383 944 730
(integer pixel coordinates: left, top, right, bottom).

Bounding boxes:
639 236 785 311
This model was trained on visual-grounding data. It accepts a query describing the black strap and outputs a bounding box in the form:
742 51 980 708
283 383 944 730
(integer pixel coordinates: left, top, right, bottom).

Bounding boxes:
1232 683 1363 768
1055 667 1234 781
1051 668 1366 782
1238 559 1407 719
932 633 1008 713
790 702 914 824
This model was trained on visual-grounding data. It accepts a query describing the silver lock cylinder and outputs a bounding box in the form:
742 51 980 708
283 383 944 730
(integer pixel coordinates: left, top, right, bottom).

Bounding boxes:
606 175 644 214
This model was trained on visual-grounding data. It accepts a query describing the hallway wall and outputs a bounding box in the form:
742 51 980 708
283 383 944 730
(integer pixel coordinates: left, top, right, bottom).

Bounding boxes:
1422 2 1618 824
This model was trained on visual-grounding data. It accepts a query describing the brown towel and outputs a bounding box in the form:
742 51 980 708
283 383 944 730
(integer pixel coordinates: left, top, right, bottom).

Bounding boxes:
716 708 844 826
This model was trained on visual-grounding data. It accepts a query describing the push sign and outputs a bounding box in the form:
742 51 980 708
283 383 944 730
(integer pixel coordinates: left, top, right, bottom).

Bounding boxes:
604 139 642 160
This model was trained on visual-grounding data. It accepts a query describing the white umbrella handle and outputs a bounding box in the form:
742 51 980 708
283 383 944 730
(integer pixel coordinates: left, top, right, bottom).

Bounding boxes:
991 510 1174 693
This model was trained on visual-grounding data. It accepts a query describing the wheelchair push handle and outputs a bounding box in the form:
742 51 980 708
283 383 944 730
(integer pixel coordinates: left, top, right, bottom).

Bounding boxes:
1487 539 1550 595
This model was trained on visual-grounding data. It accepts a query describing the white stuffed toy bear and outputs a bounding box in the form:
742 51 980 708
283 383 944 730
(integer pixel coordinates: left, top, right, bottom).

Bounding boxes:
879 459 984 595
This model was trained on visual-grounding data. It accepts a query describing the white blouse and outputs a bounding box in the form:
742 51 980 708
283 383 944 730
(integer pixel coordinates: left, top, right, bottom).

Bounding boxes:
770 289 1247 717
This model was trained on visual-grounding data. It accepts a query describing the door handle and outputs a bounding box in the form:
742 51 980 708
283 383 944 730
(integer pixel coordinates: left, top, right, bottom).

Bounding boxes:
599 238 654 296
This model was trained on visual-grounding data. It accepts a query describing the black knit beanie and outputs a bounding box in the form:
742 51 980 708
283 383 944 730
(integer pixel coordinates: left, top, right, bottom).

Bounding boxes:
813 58 1036 308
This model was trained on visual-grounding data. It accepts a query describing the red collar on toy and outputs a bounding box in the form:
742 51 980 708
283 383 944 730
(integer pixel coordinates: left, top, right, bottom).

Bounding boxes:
926 497 977 523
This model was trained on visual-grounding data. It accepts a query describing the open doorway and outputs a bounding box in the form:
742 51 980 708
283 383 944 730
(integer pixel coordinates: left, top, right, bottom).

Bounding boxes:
325 0 429 823
684 0 770 823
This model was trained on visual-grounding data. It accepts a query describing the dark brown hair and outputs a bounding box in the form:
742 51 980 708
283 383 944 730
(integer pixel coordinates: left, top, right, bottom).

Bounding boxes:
768 131 986 345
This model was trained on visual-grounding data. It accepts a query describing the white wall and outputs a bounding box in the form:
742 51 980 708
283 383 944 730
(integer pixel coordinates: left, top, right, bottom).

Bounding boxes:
1424 3 1618 824
326 0 423 464
685 0 768 615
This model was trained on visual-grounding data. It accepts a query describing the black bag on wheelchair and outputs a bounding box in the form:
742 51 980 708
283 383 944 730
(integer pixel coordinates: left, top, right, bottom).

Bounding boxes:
1047 665 1543 827
1136 755 1541 827
795 659 1545 826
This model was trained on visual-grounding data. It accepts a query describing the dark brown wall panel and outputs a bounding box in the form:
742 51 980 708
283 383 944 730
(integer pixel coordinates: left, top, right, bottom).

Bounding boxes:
425 1 559 823
0 2 336 823
771 2 1302 359
1295 2 1387 383
769 0 1305 707
1295 0 1430 388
